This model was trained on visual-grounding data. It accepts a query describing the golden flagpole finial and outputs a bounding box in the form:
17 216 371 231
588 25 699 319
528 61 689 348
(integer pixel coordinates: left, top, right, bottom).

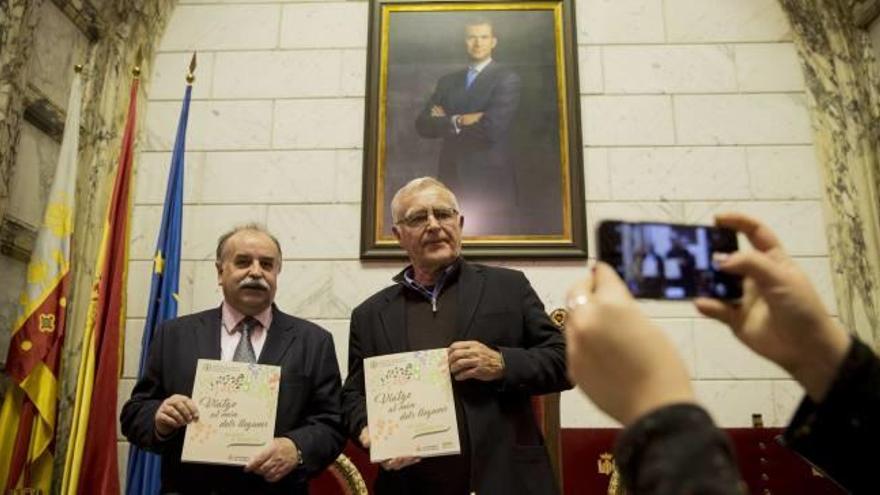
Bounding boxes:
74 64 83 74
133 48 143 78
186 52 197 84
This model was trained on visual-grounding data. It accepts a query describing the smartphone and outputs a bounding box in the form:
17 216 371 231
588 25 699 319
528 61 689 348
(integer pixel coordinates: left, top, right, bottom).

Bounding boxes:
597 220 742 300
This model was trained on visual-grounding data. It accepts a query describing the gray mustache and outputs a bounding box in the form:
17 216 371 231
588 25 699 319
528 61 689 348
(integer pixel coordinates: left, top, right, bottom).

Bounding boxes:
239 278 269 291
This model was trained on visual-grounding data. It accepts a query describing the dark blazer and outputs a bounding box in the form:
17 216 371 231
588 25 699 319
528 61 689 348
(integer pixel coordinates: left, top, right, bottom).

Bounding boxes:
120 306 346 495
342 261 570 495
415 61 521 204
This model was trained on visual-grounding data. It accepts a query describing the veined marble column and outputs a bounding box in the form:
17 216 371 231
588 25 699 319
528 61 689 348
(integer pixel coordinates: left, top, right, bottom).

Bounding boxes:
778 0 880 347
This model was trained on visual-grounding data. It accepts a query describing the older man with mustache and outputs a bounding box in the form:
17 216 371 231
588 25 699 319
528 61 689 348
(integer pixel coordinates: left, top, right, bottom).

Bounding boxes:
121 224 345 495
342 177 570 495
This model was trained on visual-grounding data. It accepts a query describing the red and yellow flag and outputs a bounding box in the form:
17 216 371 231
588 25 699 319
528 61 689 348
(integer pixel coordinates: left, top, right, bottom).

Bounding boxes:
0 71 82 494
62 75 139 495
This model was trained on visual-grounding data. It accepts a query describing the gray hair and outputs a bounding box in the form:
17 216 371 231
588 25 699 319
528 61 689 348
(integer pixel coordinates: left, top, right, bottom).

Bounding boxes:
390 177 460 223
215 223 282 263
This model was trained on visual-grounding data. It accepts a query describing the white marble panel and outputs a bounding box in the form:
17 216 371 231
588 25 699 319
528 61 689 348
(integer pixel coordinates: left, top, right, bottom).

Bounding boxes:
134 152 206 205
665 0 791 43
334 150 363 203
273 99 364 149
693 318 788 379
272 261 346 319
314 318 351 378
129 205 162 260
144 100 273 151
182 205 270 260
653 318 696 377
586 201 685 258
213 51 343 99
330 261 404 317
794 256 838 315
200 151 337 204
683 200 828 256
674 94 812 145
123 318 145 379
771 379 804 426
584 148 611 201
578 46 603 94
280 3 369 49
191 261 224 313
735 43 804 92
159 4 280 51
267 204 360 259
560 388 618 428
148 52 215 100
608 147 750 200
126 261 152 318
341 49 367 97
603 45 737 94
118 441 129 493
576 0 665 44
693 379 775 427
582 95 674 146
746 146 821 199
510 261 594 313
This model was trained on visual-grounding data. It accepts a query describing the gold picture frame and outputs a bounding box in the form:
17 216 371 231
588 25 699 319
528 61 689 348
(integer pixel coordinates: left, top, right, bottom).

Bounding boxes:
361 0 586 258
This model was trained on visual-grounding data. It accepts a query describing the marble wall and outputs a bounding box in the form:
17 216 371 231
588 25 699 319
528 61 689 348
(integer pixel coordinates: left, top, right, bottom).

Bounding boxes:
119 0 834 484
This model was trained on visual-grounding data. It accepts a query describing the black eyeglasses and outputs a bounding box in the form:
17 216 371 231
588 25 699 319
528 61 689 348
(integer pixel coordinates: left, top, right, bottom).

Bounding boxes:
396 207 459 229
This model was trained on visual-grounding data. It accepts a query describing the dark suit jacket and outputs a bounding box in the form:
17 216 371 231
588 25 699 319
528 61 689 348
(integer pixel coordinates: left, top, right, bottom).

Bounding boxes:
342 261 570 495
120 306 346 495
415 61 521 204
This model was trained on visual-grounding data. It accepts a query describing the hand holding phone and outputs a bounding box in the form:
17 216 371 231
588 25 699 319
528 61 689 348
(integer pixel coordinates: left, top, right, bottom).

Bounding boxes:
597 220 742 300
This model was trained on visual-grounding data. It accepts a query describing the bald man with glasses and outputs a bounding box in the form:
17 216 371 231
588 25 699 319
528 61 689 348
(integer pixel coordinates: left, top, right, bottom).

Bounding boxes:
342 177 570 495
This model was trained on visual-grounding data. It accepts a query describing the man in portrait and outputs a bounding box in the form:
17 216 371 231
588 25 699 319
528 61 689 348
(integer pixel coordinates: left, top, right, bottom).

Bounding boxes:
342 177 570 495
120 224 345 495
414 18 522 233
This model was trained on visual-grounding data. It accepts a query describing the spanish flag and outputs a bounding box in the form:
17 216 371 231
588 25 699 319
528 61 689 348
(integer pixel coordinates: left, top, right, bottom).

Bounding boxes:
62 74 139 495
0 70 82 494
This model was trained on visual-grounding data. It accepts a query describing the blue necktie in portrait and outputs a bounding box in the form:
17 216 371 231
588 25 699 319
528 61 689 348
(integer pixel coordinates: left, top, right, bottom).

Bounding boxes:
465 67 478 89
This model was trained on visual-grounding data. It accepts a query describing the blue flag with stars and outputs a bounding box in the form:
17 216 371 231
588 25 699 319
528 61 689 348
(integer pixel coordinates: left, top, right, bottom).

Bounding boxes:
124 82 191 495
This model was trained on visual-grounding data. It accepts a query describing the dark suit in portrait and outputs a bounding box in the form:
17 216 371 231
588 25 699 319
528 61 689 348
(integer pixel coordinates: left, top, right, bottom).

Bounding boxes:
120 307 345 495
414 20 523 233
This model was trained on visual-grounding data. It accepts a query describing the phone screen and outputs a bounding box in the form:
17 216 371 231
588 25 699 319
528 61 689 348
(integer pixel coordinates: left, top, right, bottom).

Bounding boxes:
598 221 742 300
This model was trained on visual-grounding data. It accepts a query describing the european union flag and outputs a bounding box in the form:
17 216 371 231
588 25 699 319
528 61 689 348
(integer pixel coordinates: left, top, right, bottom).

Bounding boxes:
125 79 191 495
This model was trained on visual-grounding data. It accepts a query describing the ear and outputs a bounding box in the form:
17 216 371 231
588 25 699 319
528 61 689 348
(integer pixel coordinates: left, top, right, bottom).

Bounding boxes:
459 215 465 229
392 225 402 242
490 37 498 49
215 261 223 285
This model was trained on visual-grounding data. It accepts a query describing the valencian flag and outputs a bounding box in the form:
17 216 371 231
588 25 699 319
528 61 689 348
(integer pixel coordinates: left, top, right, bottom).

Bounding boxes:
62 71 140 495
0 69 83 494
125 56 195 495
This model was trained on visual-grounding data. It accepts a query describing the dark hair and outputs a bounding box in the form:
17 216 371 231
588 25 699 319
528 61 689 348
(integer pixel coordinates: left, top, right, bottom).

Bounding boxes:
465 17 495 36
215 223 282 263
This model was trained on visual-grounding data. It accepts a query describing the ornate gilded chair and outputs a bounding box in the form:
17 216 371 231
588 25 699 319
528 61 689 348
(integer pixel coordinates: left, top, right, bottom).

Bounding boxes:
310 452 369 495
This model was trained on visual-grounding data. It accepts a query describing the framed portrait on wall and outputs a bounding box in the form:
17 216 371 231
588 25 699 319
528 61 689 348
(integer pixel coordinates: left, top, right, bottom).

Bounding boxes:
360 0 586 258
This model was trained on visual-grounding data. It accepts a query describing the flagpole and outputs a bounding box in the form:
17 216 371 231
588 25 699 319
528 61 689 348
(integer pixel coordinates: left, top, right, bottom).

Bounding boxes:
124 53 195 495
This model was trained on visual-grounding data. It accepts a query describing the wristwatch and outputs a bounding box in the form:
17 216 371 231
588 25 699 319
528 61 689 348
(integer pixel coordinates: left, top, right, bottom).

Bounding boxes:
296 446 304 466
